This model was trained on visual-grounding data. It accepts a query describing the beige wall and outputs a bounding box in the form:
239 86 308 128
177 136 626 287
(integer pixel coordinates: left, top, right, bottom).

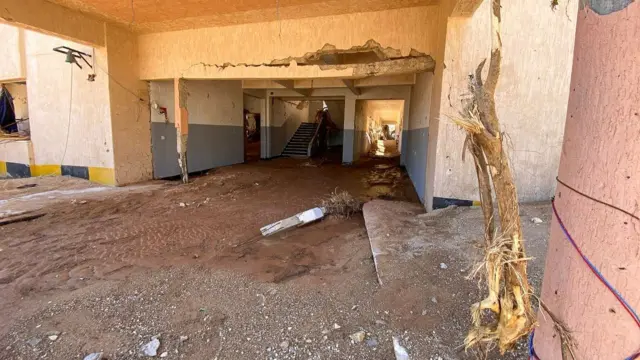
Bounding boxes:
243 94 263 114
25 30 114 169
105 24 152 185
0 141 32 165
0 23 25 81
137 6 440 80
430 0 578 203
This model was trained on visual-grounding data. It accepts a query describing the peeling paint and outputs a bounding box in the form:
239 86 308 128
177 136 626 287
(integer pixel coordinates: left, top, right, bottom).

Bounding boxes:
587 0 634 14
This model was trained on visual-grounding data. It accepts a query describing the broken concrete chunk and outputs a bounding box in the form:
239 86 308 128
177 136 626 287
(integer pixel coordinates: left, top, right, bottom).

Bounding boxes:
439 263 448 269
141 338 160 357
393 336 409 360
531 217 543 224
83 353 103 360
26 337 41 347
260 207 326 236
349 331 366 343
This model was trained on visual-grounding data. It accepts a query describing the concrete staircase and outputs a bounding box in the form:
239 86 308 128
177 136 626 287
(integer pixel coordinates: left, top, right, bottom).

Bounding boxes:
282 122 319 157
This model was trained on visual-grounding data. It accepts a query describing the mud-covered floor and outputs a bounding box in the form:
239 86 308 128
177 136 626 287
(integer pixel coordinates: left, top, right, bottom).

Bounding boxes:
0 155 550 360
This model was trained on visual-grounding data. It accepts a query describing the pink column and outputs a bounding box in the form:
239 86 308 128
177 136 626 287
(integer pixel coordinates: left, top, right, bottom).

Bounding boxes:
535 2 640 359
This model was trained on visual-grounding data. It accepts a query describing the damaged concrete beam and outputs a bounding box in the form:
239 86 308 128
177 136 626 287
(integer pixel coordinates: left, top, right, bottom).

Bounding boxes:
342 79 360 95
451 0 484 17
174 78 189 183
273 80 311 96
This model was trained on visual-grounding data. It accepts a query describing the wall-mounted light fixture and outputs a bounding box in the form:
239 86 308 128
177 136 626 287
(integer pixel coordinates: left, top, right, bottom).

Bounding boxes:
53 46 93 70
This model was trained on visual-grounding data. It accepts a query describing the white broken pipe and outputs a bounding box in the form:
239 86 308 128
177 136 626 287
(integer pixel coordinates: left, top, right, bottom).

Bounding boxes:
260 207 326 236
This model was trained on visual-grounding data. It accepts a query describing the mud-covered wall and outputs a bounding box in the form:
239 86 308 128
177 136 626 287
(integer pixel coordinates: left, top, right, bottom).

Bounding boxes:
106 25 152 185
407 72 433 202
535 2 640 359
137 6 439 80
429 0 578 203
150 80 244 178
0 24 25 81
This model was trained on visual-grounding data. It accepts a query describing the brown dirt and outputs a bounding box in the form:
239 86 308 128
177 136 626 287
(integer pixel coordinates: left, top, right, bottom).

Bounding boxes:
0 156 550 360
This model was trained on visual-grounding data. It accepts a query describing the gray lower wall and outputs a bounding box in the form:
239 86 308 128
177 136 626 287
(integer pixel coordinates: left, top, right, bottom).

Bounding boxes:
400 129 409 165
152 123 244 178
405 127 428 202
342 129 355 163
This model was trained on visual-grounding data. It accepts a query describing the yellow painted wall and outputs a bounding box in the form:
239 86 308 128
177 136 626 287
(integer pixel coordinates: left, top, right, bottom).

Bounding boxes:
0 23 25 81
25 30 115 169
431 0 578 202
137 6 440 80
105 24 152 185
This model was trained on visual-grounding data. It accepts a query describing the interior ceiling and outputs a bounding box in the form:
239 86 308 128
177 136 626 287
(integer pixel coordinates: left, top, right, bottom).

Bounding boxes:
46 0 439 33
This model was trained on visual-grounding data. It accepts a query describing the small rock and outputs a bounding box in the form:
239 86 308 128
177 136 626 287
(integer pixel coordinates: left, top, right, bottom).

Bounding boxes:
179 336 188 343
192 254 199 259
305 339 312 343
375 319 387 326
280 340 289 350
439 263 448 269
349 331 366 343
48 335 59 341
179 202 187 207
333 323 341 330
531 217 543 224
393 337 409 360
366 338 379 347
431 297 438 304
26 337 41 347
45 330 61 337
321 329 331 335
141 338 160 357
421 310 427 316
83 353 103 360
351 305 358 310
160 352 168 358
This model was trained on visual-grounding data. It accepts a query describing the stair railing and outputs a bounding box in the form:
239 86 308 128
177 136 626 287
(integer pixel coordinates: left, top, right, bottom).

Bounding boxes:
307 111 326 157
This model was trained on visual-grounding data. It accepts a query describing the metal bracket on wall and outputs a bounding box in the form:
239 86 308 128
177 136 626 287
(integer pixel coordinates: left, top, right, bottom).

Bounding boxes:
53 46 93 70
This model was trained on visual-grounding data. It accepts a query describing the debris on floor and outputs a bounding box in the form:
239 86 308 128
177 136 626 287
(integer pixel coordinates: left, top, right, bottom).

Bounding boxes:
393 336 410 360
260 207 326 236
321 190 362 218
140 337 160 357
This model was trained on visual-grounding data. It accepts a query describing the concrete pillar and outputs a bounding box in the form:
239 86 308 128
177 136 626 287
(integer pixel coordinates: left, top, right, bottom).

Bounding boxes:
174 78 189 183
535 2 640 359
342 96 356 164
400 95 411 166
262 93 273 159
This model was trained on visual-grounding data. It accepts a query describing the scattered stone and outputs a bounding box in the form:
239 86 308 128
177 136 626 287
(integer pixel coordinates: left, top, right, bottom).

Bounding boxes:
431 297 438 304
305 339 312 343
83 353 103 360
48 335 59 341
393 336 409 360
375 319 387 326
321 329 331 335
179 336 188 343
160 352 168 358
531 217 543 224
333 323 341 330
141 338 160 357
280 340 289 350
349 331 366 343
26 337 41 347
179 202 187 207
439 263 448 269
351 305 358 310
366 338 379 347
421 310 427 316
